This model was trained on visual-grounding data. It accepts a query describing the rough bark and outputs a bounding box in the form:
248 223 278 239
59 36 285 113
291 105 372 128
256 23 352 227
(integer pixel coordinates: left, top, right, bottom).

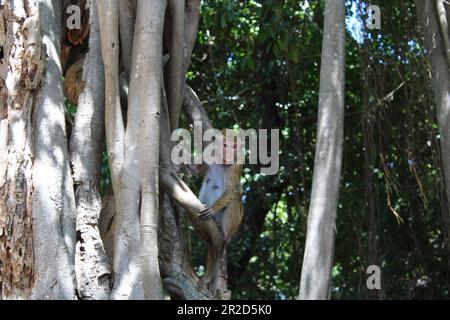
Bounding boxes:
70 0 110 300
299 0 345 300
159 196 211 300
0 1 37 299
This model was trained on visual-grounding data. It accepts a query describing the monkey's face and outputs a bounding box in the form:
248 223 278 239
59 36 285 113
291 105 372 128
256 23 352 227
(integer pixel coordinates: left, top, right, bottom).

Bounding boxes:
222 138 243 165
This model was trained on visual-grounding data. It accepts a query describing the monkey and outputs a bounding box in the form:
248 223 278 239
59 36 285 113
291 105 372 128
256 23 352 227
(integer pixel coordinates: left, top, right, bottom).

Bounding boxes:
61 0 90 106
189 130 244 298
66 4 90 47
61 0 90 72
63 58 85 105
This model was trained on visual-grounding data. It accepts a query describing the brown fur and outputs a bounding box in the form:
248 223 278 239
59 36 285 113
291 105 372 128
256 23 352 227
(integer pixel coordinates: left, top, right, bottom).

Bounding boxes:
190 132 244 297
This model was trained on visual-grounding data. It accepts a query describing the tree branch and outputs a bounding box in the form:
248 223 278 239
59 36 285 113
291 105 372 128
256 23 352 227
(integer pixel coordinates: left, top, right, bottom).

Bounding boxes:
182 84 212 132
70 0 111 299
184 0 200 72
436 0 450 72
167 0 186 130
97 0 124 190
118 0 136 77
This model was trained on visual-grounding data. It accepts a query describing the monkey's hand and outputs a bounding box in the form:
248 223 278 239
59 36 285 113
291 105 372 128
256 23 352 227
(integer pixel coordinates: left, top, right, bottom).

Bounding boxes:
198 206 213 221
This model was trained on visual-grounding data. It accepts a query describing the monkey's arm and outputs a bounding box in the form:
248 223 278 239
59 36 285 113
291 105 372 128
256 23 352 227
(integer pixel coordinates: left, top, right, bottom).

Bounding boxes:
212 165 243 213
160 169 213 219
211 190 241 213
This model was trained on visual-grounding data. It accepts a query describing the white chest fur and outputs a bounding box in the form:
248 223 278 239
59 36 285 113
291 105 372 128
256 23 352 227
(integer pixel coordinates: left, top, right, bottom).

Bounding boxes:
199 164 226 207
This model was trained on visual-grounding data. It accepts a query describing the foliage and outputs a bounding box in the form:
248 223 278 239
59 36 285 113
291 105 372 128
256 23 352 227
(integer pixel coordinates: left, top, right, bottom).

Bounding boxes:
183 0 450 299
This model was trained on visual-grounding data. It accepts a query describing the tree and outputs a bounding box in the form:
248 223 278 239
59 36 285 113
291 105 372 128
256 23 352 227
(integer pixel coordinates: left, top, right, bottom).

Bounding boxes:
2 0 450 301
71 0 110 300
1 0 77 299
0 0 232 300
415 0 450 222
299 0 346 300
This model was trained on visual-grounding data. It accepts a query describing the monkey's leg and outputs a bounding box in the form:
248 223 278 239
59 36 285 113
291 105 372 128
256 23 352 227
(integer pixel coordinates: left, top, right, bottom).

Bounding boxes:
208 203 243 298
220 201 244 242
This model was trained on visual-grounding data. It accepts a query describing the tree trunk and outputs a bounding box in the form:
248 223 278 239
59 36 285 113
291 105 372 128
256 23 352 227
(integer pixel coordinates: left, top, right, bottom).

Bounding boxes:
299 0 345 300
0 1 37 299
1 0 220 300
0 0 77 299
416 0 450 220
70 0 111 300
98 0 174 299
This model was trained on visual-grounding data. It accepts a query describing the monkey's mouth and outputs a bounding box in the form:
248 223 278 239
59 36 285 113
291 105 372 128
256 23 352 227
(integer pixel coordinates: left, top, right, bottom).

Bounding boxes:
223 157 236 165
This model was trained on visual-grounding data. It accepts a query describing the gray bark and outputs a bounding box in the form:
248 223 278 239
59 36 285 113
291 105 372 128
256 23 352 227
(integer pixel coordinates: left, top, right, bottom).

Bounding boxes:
70 0 110 300
184 0 200 72
29 0 77 299
167 0 185 130
416 0 450 220
98 0 165 300
127 0 165 300
0 1 36 299
299 0 345 300
99 83 219 300
182 85 213 132
95 0 216 300
159 79 223 300
1 0 208 300
159 196 211 300
118 0 136 78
